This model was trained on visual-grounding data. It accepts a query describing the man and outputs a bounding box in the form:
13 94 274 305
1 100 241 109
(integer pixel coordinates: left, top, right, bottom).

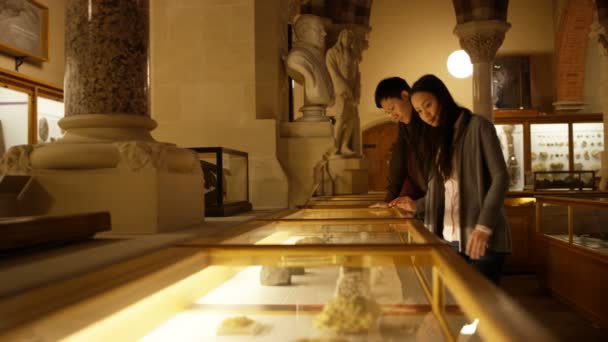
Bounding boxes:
372 77 434 212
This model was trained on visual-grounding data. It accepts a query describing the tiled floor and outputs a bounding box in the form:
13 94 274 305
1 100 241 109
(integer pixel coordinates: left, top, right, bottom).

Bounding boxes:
501 275 606 341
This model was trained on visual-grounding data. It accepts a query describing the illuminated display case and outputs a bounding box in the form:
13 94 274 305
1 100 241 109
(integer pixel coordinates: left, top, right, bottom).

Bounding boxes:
494 110 604 191
190 147 252 217
0 207 555 342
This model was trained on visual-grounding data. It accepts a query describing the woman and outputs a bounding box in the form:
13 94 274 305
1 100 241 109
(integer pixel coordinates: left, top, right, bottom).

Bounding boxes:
408 74 511 285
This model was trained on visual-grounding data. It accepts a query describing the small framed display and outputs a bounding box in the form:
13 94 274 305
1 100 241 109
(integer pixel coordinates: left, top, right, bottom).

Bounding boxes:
0 0 49 62
190 147 252 217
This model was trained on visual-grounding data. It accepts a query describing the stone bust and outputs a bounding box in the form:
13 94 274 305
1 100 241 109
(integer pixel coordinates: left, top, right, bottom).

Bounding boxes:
286 14 335 120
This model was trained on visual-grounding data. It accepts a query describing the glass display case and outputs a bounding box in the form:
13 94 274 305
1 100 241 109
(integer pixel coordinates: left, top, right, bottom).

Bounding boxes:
494 110 604 191
6 244 552 341
191 147 252 217
301 194 386 208
533 170 596 191
36 96 65 143
530 123 569 173
572 123 604 172
536 196 608 253
0 206 555 342
496 124 525 190
0 69 64 157
535 196 608 329
0 87 29 155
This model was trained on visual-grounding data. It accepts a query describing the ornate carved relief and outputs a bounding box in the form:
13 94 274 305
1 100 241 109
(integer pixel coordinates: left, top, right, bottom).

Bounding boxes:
115 141 199 174
116 141 167 171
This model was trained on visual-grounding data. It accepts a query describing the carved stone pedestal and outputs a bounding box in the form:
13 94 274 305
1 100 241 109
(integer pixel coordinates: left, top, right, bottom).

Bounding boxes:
2 137 204 233
280 121 334 207
296 105 331 122
326 157 369 195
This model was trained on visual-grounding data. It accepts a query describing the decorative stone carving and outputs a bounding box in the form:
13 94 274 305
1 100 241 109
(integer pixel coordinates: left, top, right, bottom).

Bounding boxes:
116 141 167 171
0 145 34 175
453 20 511 63
454 19 511 119
116 141 200 174
286 14 335 121
326 29 360 156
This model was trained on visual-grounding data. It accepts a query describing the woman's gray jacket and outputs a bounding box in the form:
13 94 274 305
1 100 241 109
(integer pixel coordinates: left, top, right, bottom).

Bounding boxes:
417 111 512 253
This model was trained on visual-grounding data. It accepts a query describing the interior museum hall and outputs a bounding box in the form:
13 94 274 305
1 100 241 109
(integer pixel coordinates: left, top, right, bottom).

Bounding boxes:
0 0 606 341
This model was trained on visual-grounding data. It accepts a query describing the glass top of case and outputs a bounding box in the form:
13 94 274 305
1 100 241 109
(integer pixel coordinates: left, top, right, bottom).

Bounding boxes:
279 208 412 220
217 221 434 245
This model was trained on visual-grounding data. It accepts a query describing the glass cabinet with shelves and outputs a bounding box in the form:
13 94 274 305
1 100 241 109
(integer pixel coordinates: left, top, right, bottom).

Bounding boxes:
0 69 64 158
496 124 525 190
494 109 604 191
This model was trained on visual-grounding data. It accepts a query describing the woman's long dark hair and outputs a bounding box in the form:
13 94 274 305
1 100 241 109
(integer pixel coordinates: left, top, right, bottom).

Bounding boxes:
410 74 470 181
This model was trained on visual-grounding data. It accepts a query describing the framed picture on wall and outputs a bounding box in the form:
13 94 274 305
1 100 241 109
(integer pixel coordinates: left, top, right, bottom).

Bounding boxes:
492 55 531 109
0 0 49 62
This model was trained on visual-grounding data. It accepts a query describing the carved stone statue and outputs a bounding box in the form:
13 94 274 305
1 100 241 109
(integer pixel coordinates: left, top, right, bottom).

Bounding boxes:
326 29 360 156
286 14 335 121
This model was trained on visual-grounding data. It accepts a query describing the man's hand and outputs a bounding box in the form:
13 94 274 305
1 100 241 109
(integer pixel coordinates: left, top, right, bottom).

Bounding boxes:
369 202 389 208
388 196 416 212
466 225 492 260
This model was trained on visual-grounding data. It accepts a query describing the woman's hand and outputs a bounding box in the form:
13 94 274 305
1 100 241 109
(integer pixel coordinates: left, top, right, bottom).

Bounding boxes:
388 196 416 212
466 225 492 260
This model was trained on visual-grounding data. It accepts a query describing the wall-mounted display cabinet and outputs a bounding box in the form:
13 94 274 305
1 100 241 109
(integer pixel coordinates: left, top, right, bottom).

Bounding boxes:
494 109 604 191
0 68 64 157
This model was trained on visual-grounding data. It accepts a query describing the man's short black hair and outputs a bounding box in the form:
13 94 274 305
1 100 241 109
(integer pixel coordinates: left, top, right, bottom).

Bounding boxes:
374 77 411 108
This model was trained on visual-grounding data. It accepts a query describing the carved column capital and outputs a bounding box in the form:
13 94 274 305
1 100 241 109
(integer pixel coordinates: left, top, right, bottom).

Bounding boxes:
453 20 511 63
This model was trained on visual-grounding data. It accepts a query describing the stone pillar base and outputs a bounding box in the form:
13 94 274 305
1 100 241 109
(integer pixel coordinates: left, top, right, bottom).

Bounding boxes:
1 141 204 233
326 157 369 195
296 105 330 122
280 121 334 207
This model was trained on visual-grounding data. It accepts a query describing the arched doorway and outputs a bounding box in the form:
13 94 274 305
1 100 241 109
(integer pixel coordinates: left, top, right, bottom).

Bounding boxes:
362 120 399 192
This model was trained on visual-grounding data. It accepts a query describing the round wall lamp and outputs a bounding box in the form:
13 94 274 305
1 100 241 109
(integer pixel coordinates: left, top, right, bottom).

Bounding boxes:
447 50 472 78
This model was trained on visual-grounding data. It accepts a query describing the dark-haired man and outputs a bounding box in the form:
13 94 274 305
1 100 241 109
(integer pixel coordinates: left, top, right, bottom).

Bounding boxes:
372 77 434 213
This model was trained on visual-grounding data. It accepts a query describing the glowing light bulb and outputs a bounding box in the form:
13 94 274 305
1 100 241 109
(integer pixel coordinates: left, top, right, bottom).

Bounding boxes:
447 50 473 78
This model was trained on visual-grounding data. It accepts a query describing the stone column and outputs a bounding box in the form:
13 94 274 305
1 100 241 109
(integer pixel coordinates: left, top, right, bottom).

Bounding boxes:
590 22 608 190
0 0 205 232
453 20 510 121
61 0 153 142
